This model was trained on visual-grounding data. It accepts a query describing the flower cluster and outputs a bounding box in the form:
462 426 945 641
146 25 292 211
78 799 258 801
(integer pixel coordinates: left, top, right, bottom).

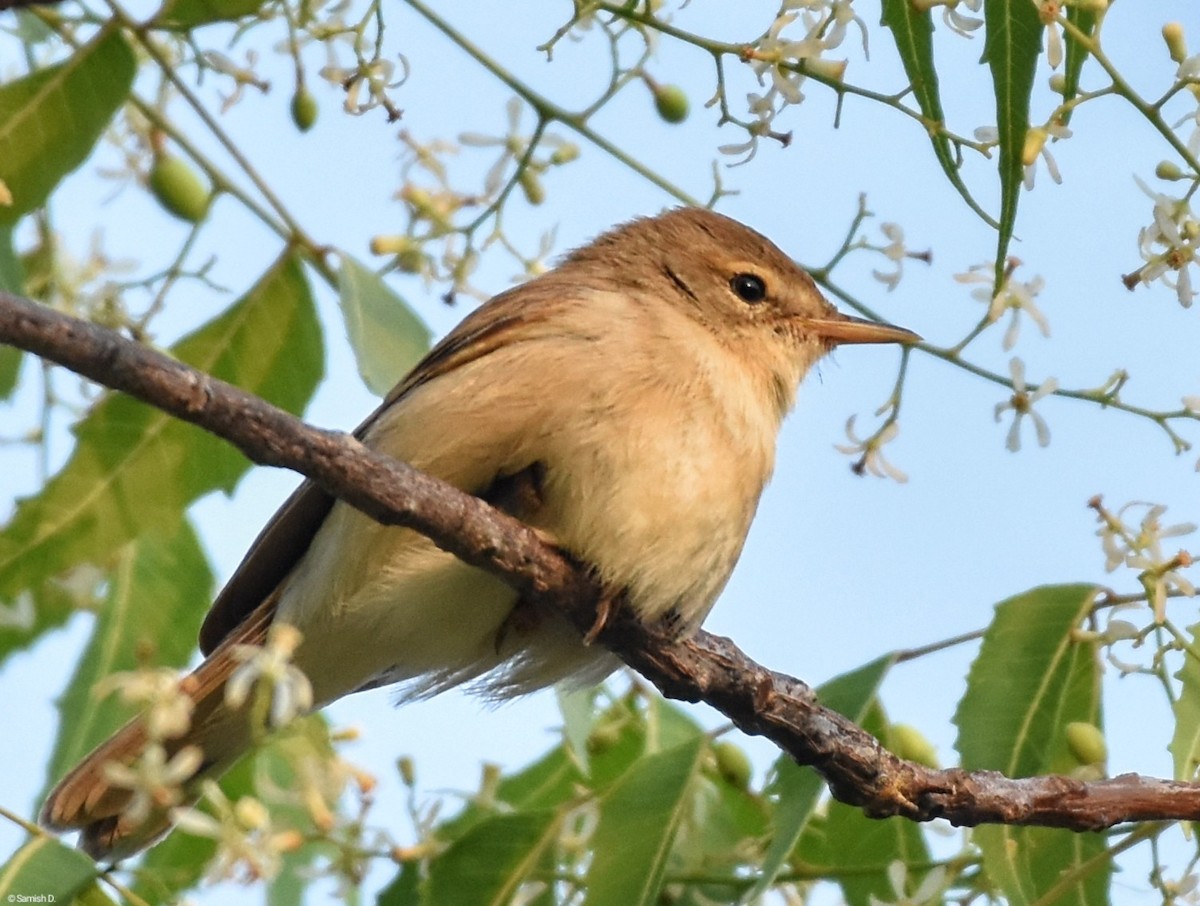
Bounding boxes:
91 665 204 825
369 103 577 296
723 0 863 163
1091 497 1197 622
1127 177 1200 307
172 781 304 883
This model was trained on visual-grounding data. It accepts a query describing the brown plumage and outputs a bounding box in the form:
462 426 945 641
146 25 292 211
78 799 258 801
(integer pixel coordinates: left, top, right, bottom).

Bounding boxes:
40 208 916 859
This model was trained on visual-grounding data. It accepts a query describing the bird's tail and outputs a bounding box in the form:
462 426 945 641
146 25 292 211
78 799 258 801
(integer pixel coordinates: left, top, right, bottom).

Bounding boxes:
40 599 276 861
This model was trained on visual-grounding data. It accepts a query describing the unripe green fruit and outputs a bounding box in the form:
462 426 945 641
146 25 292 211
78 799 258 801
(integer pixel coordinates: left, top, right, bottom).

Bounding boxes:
653 84 689 124
291 88 318 132
149 154 211 223
586 723 622 754
713 741 752 789
890 724 938 768
1065 722 1107 766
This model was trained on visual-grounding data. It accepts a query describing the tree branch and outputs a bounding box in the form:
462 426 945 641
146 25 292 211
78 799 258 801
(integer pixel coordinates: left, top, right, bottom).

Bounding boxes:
3 288 1200 832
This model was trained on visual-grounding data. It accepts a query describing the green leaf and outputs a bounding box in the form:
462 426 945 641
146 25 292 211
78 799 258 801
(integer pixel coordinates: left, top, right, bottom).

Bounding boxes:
0 251 322 630
583 736 706 906
153 0 266 30
337 254 431 396
0 220 21 400
0 835 98 902
1060 6 1097 125
0 223 22 292
743 655 895 902
821 802 931 906
376 862 421 906
982 0 1042 289
43 520 212 796
646 694 706 751
70 881 119 906
0 572 91 666
423 810 562 906
0 29 135 225
954 584 1108 906
880 0 997 227
816 702 931 906
0 345 21 401
1172 622 1200 781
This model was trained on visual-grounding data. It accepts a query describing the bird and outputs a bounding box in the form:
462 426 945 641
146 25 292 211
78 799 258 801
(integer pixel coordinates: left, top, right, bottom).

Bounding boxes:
41 206 917 859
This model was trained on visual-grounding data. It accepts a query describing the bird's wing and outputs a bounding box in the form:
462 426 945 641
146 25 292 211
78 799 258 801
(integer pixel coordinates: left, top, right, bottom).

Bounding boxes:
198 280 575 655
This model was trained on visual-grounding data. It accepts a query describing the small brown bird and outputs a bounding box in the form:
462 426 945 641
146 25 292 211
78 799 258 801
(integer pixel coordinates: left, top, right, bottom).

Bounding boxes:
41 207 917 858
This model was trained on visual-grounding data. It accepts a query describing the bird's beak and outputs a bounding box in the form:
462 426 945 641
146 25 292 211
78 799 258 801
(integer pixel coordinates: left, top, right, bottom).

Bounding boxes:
804 311 921 346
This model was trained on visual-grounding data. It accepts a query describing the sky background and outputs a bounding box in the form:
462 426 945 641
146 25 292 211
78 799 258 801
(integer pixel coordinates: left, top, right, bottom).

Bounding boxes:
2 1 1200 902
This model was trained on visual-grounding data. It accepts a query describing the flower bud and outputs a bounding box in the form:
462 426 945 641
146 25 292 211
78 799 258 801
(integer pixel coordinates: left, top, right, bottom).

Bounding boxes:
1164 22 1188 64
806 58 847 83
234 796 269 830
370 235 415 256
1021 127 1047 168
1156 160 1186 181
148 154 211 223
519 169 545 206
1065 721 1107 766
550 142 581 166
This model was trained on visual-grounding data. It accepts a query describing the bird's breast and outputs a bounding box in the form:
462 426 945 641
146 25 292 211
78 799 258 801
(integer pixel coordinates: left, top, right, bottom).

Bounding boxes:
532 351 779 631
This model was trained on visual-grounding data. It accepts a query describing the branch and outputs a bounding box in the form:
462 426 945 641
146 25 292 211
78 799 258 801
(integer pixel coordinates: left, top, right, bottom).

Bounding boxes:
3 288 1200 832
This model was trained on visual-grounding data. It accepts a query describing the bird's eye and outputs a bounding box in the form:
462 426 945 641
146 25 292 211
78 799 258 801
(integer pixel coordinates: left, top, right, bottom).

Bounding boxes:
730 273 767 304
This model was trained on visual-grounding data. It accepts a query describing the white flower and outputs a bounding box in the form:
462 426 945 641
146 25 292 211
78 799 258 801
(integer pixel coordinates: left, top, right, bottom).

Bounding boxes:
835 416 908 482
910 0 982 36
226 623 313 729
1131 177 1200 307
171 780 302 883
319 57 402 118
1092 500 1196 620
973 123 1070 190
872 223 907 291
955 259 1050 350
96 668 195 741
869 860 948 905
718 96 782 165
994 357 1058 451
1038 1 1064 69
1021 123 1071 189
460 97 529 196
103 743 203 826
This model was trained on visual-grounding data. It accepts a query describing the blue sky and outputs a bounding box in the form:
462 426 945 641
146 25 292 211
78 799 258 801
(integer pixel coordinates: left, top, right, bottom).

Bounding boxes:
2 1 1199 901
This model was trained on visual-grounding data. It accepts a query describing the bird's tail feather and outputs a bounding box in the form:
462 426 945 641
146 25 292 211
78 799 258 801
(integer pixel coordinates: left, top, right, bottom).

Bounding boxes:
40 598 276 860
